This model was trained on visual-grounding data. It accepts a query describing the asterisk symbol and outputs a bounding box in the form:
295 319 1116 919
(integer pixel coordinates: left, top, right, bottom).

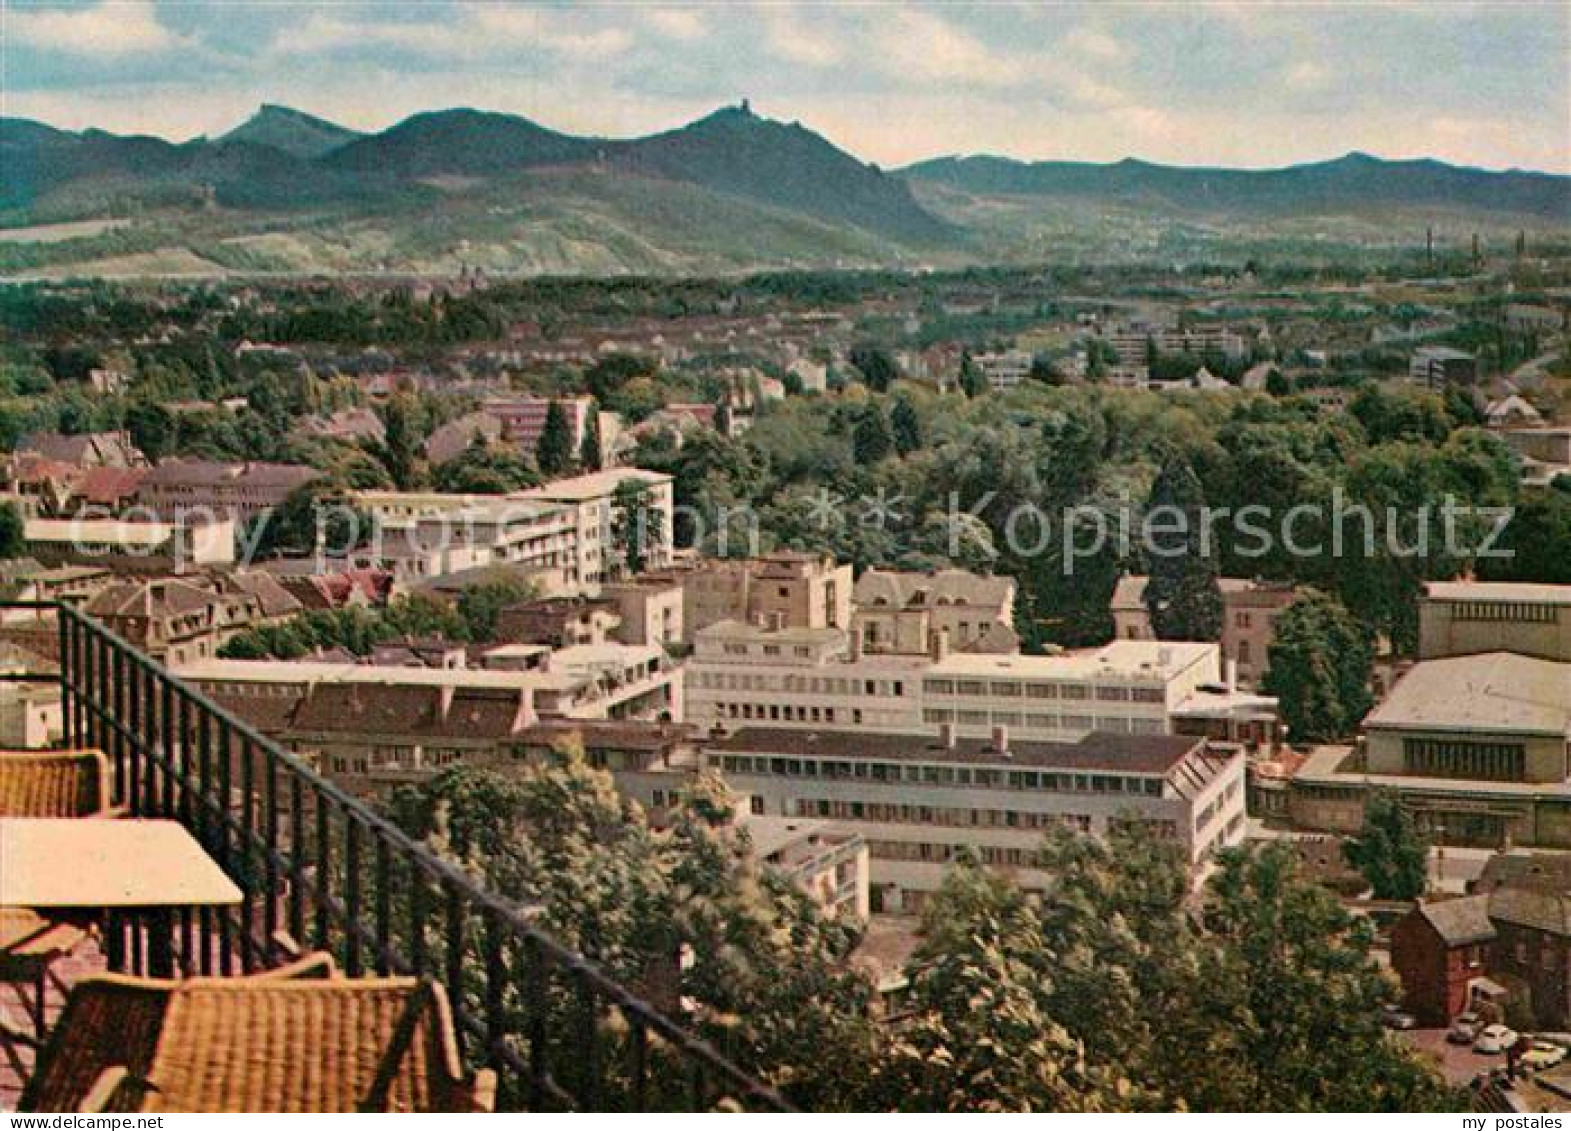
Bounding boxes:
804 487 844 531
859 488 908 530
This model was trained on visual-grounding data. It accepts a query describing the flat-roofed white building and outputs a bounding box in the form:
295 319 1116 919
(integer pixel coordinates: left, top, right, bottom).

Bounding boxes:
351 468 674 592
686 621 928 733
1420 581 1571 663
920 640 1219 744
687 619 1221 743
24 515 235 572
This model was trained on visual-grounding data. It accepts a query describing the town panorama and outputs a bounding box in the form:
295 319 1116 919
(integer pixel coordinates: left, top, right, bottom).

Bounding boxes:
0 0 1568 1117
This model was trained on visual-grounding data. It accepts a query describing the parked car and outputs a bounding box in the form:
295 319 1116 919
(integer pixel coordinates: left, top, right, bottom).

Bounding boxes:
1521 1041 1567 1071
1448 1012 1482 1044
1381 1005 1418 1030
1475 1024 1519 1055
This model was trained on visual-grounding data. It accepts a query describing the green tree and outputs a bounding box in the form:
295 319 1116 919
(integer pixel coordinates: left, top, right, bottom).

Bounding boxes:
958 349 985 398
871 851 1129 1112
431 438 540 494
610 480 666 577
535 400 576 478
0 500 24 559
392 751 879 1111
578 401 603 472
1204 842 1457 1111
1263 588 1374 743
1343 790 1429 899
890 395 922 456
1143 457 1223 640
456 575 538 642
379 389 425 489
848 345 900 393
125 400 174 464
852 404 894 465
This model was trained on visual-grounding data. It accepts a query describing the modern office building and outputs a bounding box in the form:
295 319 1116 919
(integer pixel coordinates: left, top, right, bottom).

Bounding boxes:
705 726 1246 911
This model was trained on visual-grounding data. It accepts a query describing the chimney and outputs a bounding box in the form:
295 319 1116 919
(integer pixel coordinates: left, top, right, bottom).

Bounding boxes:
930 627 950 662
991 724 1010 756
939 722 956 749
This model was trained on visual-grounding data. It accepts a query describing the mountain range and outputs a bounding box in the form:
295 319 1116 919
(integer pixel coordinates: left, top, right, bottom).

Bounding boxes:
1 102 1566 277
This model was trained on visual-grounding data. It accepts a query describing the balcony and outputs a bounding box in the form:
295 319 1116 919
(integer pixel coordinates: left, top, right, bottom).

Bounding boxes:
0 601 786 1112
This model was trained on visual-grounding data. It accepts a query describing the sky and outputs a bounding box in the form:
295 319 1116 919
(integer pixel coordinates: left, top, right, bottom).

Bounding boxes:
2 1 1568 173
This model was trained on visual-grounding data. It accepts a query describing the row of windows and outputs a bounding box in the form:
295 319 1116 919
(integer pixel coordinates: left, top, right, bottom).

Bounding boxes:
921 707 1166 735
795 797 1095 830
713 701 861 726
923 679 1166 703
1402 738 1527 783
693 671 907 697
865 840 1044 868
719 753 1165 796
1447 600 1559 624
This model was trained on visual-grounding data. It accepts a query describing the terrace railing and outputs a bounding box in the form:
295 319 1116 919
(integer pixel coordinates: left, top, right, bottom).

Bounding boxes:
4 600 789 1112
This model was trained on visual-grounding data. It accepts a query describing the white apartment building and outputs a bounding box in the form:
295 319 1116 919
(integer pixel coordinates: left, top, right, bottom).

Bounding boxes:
517 469 675 590
707 726 1246 911
686 620 1221 744
972 349 1034 392
351 468 674 592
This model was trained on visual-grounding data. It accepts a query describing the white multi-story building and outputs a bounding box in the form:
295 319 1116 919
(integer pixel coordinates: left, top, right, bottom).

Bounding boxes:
687 622 1220 744
972 349 1034 392
351 468 674 592
707 725 1246 911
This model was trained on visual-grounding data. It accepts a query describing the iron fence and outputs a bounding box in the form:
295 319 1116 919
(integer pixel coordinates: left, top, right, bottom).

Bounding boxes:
5 600 789 1111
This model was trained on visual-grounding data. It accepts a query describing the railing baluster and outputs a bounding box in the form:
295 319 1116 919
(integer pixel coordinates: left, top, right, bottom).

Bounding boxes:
343 810 362 977
444 881 467 1058
374 833 392 975
238 729 256 971
113 643 131 811
289 775 306 944
408 861 427 977
264 746 281 948
524 934 549 1109
484 909 508 1092
160 674 176 818
576 967 601 1111
314 786 332 951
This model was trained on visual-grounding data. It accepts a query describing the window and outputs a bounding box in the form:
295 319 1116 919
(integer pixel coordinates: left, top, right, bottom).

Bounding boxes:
750 796 765 815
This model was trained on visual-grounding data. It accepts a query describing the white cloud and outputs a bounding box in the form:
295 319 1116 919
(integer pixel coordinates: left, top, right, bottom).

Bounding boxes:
1285 60 1331 92
760 8 844 68
1064 27 1128 62
641 8 707 41
283 4 631 63
874 9 1018 87
8 0 177 58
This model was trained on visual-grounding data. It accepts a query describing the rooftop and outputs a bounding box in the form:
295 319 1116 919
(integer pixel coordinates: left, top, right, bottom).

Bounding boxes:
705 726 1208 775
928 639 1217 682
517 468 671 503
1364 652 1571 737
1425 581 1571 606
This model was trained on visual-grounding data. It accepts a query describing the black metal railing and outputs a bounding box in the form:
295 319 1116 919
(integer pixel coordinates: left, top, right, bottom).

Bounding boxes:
5 600 789 1111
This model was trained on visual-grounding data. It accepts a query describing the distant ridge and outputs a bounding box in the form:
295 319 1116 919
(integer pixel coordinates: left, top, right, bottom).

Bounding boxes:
1 101 1567 276
899 151 1570 222
220 104 362 160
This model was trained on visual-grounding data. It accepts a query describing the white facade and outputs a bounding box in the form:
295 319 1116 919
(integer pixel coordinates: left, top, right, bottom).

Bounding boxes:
708 727 1246 911
687 624 1220 744
352 468 674 592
